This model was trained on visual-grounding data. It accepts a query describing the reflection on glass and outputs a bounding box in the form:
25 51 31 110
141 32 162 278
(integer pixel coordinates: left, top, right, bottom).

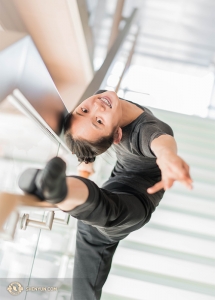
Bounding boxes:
0 98 59 286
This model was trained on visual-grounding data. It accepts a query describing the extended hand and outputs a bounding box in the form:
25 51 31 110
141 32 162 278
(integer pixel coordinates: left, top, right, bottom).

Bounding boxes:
147 153 193 194
77 162 95 178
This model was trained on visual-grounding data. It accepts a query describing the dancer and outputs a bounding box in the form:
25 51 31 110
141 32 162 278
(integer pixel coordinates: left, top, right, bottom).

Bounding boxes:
19 90 193 300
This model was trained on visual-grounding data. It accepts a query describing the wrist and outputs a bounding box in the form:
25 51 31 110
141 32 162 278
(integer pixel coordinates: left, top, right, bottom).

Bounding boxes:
158 149 177 158
151 135 177 158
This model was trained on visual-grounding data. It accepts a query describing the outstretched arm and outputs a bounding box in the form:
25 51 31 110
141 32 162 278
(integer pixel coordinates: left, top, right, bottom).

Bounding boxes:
147 134 193 194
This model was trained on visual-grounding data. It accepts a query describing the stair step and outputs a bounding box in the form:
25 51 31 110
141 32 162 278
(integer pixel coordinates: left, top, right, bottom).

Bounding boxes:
160 192 215 218
178 152 215 171
103 274 215 300
177 144 215 158
167 181 215 202
150 207 215 238
174 131 215 147
188 166 215 185
111 247 215 285
152 108 215 131
124 227 215 259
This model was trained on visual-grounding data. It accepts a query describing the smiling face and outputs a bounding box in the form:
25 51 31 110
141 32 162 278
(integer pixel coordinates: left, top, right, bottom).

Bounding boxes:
70 91 123 143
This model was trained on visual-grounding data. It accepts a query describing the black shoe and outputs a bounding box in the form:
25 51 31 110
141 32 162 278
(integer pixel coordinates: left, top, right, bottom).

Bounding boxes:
18 157 67 204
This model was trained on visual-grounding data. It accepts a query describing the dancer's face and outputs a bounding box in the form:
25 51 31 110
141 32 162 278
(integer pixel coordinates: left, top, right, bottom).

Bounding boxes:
71 91 122 142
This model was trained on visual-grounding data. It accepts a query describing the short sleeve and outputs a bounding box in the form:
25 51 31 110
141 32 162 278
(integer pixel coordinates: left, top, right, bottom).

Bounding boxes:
138 124 168 158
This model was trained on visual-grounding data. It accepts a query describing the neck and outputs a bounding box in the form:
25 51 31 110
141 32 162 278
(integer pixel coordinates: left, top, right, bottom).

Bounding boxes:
119 99 141 127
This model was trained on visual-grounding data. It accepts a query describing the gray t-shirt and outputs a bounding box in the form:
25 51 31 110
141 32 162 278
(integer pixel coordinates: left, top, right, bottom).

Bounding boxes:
66 98 174 239
102 99 174 208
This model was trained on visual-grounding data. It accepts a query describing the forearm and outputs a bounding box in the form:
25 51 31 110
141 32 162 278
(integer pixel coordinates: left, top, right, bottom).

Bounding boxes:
56 177 89 211
150 134 177 158
148 134 193 194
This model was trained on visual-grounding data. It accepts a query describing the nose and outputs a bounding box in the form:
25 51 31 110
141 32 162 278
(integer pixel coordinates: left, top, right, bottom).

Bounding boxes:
93 100 105 112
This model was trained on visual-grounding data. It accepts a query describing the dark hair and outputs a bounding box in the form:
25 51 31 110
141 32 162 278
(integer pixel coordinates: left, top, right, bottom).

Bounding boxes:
63 112 115 164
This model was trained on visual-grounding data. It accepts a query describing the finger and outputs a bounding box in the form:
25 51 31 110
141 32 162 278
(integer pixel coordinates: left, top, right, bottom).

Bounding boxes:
180 170 193 185
183 162 190 172
147 181 164 194
169 164 189 180
163 178 174 190
167 164 193 189
182 165 192 182
166 158 187 173
164 167 193 190
179 178 193 190
183 163 193 183
169 163 193 184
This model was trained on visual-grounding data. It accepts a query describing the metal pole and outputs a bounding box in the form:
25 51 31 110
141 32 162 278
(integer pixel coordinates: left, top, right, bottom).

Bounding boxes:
77 8 138 104
115 26 140 93
108 0 125 51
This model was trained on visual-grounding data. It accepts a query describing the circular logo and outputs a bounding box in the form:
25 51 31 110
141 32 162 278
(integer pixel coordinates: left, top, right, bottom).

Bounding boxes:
7 282 24 296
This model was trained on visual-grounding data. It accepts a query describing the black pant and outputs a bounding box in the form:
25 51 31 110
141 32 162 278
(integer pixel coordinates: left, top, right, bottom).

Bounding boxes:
71 220 119 300
67 177 157 300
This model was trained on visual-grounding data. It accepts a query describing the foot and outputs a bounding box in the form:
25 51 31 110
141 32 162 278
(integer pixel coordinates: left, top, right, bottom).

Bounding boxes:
18 157 68 204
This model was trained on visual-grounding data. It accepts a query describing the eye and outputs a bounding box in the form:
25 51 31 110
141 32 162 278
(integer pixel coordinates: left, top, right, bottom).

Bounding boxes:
81 108 88 113
96 118 103 124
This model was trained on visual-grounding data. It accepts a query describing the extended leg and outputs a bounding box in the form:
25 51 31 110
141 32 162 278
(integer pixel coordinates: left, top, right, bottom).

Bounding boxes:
19 157 153 230
18 157 89 209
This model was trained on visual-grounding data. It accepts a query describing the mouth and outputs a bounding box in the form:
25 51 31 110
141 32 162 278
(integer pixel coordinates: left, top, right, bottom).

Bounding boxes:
99 97 112 108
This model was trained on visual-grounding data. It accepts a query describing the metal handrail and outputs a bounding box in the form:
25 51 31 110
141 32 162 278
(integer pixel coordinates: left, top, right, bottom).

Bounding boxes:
0 33 68 143
0 192 72 240
77 8 138 104
115 26 140 93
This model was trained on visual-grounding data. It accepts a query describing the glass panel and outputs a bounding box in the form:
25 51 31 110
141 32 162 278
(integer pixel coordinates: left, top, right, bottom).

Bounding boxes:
24 144 78 299
0 97 59 299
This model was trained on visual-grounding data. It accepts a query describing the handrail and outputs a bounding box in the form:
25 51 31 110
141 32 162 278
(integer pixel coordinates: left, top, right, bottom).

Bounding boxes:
115 26 140 93
0 192 66 240
0 192 59 225
0 33 68 140
1 192 58 209
108 0 125 51
77 8 138 104
0 192 57 229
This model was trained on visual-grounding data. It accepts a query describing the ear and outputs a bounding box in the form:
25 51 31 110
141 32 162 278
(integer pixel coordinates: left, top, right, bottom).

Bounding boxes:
113 127 122 144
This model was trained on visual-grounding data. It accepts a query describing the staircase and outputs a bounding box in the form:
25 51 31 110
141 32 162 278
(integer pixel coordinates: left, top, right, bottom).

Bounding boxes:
100 108 215 300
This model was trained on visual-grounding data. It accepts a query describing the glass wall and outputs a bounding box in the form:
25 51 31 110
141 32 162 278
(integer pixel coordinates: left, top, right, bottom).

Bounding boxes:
0 97 77 299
